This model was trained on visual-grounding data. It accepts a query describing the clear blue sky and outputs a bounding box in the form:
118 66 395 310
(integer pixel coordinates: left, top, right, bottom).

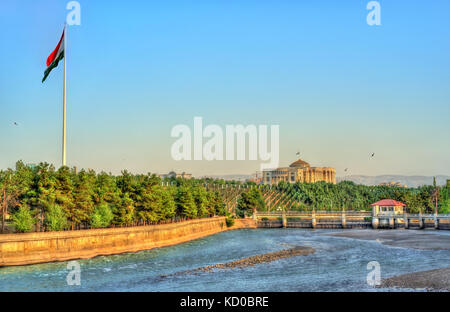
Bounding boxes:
1 0 449 177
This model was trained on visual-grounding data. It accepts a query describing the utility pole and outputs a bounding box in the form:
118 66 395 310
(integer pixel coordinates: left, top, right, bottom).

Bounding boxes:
62 23 67 166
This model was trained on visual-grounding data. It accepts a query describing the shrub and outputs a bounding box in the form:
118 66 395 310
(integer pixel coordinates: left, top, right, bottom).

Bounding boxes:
45 205 69 231
225 216 235 227
12 206 34 233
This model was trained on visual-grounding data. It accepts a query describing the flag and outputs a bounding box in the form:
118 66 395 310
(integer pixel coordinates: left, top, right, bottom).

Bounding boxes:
42 29 65 83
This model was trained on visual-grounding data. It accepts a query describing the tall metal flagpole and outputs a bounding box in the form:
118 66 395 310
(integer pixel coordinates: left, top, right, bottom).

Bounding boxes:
63 23 67 166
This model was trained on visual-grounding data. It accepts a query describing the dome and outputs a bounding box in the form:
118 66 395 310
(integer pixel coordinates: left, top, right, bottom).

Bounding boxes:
289 158 310 168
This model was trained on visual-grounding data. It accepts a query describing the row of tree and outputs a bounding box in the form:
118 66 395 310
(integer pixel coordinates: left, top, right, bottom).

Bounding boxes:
261 180 450 213
0 162 227 233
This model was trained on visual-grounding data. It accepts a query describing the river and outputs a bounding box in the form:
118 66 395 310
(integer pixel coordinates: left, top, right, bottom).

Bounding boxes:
1 229 449 291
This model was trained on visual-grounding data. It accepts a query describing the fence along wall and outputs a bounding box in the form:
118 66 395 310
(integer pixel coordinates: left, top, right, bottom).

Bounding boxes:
0 217 255 266
255 211 372 229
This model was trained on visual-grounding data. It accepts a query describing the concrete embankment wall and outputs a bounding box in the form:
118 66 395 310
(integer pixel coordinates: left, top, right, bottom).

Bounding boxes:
0 217 256 266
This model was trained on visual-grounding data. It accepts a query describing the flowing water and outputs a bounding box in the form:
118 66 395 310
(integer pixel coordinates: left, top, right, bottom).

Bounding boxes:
1 229 449 292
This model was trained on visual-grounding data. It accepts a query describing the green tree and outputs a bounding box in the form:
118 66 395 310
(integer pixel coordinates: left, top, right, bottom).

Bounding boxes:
0 169 20 233
90 203 114 228
32 163 57 231
71 170 95 229
10 161 34 213
160 186 177 220
193 186 209 218
175 186 197 219
236 188 265 218
133 174 166 224
208 191 226 216
54 166 75 228
404 192 423 213
440 184 450 214
93 172 121 212
113 193 135 226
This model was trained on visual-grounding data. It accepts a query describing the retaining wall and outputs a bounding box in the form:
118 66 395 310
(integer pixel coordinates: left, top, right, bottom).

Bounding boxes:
0 217 256 266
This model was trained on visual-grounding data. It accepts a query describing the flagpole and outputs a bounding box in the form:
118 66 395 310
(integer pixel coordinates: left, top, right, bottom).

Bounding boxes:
63 23 67 167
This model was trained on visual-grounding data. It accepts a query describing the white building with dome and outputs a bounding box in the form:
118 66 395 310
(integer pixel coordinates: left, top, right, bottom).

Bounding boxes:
262 158 336 185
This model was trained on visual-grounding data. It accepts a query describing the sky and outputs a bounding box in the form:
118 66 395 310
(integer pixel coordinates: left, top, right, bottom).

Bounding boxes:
0 0 449 177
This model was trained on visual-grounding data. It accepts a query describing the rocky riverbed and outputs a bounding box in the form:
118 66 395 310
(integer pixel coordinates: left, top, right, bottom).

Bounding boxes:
380 267 450 291
162 246 315 277
325 230 450 291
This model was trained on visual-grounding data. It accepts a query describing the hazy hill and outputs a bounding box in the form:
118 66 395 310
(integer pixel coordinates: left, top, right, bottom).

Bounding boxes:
199 174 253 182
337 175 450 188
201 174 450 188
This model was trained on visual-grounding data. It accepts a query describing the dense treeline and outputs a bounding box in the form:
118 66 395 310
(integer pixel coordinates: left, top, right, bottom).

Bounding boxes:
2 161 449 233
266 180 450 213
0 162 226 233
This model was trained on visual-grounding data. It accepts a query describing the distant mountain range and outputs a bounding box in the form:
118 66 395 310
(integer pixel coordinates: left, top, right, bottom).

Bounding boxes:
199 174 253 182
203 174 450 188
337 175 450 188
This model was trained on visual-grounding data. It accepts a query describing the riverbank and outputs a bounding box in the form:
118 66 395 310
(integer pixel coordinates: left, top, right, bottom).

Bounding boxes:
0 217 256 267
380 267 450 291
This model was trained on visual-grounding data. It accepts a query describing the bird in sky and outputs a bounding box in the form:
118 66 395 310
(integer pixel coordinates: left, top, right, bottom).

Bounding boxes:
296 152 300 157
370 153 375 158
13 122 18 126
344 168 348 172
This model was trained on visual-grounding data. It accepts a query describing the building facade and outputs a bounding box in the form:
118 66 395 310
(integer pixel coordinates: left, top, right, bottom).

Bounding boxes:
159 171 192 179
379 181 407 188
370 199 406 216
263 158 336 185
